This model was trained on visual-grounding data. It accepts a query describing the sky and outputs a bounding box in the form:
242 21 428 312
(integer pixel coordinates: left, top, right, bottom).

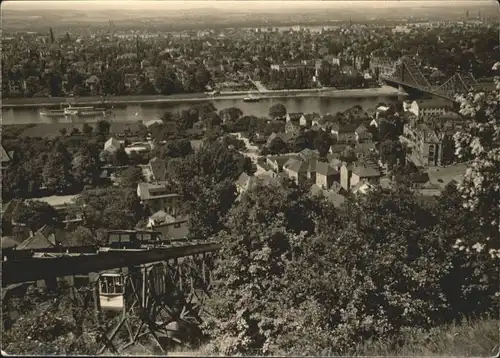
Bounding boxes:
2 0 498 12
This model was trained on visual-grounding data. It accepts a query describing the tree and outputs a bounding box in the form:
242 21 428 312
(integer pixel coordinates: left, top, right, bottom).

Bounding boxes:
82 123 93 136
219 107 243 123
187 178 237 237
313 131 334 157
112 148 129 166
137 78 157 95
177 109 197 130
73 143 102 188
379 139 404 169
119 166 144 188
431 184 498 317
70 226 97 246
155 67 178 95
268 103 287 120
339 146 358 163
163 139 193 158
95 120 110 136
42 142 74 194
264 137 289 155
453 72 500 256
202 180 326 355
12 200 61 232
2 286 100 355
204 112 222 130
73 187 144 234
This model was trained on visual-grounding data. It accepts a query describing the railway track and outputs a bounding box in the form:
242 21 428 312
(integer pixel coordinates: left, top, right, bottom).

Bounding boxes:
2 240 221 286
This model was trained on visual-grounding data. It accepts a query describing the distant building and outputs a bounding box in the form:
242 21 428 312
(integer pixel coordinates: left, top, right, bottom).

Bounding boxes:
283 159 309 184
315 161 339 189
402 116 458 167
146 157 167 182
137 182 179 214
125 142 151 155
340 160 382 191
409 99 451 120
146 211 189 240
104 137 122 153
331 123 358 143
310 184 346 208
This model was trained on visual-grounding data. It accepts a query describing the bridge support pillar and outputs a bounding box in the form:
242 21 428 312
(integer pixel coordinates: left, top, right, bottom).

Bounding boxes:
398 85 405 93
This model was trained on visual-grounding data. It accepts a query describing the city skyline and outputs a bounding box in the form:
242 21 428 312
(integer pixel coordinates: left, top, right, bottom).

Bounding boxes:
2 0 497 12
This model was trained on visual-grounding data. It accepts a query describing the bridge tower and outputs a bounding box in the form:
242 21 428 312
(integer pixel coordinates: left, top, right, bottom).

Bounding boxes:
94 254 215 355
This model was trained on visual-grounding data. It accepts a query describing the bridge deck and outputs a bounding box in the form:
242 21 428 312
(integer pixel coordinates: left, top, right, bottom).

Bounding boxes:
2 241 221 286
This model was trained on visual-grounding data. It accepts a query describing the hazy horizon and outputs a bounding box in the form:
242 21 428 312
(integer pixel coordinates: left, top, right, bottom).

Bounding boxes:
2 0 498 12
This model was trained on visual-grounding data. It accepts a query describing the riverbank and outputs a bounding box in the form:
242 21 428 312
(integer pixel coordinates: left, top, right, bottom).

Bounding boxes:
2 86 404 109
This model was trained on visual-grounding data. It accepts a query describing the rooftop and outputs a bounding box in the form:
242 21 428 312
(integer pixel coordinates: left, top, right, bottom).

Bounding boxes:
352 164 381 178
285 159 308 173
315 161 338 176
27 195 79 208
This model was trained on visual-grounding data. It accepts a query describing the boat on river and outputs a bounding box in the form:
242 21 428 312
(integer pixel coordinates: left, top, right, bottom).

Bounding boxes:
63 104 112 118
39 108 66 118
40 104 113 118
243 94 261 102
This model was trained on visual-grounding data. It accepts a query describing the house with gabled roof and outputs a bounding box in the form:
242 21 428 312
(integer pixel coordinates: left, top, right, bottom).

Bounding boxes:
283 159 309 184
298 148 320 161
349 162 382 190
286 112 304 123
353 141 377 157
266 154 300 173
310 185 346 208
331 123 358 143
301 113 321 128
147 157 167 182
266 132 293 147
315 161 339 189
146 211 189 240
104 137 122 153
352 180 376 195
137 182 179 214
16 225 57 251
235 172 260 194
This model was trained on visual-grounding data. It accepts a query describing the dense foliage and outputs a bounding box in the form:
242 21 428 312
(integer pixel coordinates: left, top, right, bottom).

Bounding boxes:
202 181 498 356
2 286 101 355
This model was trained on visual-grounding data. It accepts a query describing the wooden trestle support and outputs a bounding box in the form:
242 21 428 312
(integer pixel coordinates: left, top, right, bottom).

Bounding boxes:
94 252 215 355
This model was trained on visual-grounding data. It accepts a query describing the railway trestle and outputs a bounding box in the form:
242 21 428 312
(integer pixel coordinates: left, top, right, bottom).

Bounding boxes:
94 252 216 354
2 251 217 355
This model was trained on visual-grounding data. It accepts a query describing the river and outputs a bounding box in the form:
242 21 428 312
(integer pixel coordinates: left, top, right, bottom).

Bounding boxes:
2 94 402 125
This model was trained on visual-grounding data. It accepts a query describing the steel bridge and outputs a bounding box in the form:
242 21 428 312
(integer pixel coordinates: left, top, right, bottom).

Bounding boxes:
2 239 222 355
375 56 480 101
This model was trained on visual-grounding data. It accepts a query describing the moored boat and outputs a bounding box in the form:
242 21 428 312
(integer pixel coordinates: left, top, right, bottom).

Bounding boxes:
63 104 112 118
243 94 261 102
39 108 66 118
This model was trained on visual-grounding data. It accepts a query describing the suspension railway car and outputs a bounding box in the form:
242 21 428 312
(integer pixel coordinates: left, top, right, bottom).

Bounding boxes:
98 269 127 311
101 230 164 250
100 230 197 251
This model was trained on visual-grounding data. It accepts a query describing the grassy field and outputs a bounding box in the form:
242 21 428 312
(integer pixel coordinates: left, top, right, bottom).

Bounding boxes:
355 318 499 356
117 318 499 356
